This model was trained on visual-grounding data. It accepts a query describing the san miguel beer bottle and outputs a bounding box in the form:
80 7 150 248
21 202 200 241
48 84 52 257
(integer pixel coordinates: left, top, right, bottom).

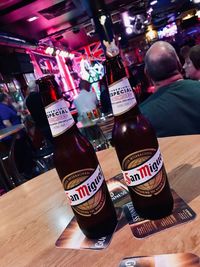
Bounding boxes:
105 41 173 219
37 75 117 238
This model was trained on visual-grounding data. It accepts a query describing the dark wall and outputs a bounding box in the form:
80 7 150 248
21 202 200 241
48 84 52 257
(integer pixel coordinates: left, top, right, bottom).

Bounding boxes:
0 52 34 74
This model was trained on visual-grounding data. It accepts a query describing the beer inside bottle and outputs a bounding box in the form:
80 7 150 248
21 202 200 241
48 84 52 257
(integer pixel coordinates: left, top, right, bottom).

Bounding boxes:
37 75 117 238
105 42 174 220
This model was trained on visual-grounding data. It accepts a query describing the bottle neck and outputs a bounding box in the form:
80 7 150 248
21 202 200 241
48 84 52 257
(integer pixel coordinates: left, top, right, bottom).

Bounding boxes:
105 54 126 84
114 104 140 121
106 54 139 119
53 123 78 141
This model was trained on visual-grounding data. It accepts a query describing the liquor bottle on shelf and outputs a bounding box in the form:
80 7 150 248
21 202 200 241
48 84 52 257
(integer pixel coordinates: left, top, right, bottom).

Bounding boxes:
105 41 174 220
37 75 117 239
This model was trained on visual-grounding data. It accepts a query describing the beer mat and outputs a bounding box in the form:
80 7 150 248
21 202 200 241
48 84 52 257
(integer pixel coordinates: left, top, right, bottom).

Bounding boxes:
55 174 130 250
123 189 196 239
119 253 200 267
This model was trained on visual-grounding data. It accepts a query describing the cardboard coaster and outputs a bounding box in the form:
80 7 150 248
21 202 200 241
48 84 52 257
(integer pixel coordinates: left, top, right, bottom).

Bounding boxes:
55 174 130 250
55 173 196 249
123 189 196 239
119 253 200 267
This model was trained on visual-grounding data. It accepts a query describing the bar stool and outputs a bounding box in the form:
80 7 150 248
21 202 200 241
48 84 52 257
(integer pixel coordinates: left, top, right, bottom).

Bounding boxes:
32 142 54 173
0 133 26 191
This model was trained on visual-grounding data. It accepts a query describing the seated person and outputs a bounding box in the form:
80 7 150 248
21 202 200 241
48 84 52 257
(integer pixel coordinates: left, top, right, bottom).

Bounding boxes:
140 41 200 137
0 93 21 129
0 93 35 178
183 45 200 81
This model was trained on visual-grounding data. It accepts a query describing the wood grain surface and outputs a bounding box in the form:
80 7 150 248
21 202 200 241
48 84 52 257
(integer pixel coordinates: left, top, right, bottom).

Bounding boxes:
0 135 200 267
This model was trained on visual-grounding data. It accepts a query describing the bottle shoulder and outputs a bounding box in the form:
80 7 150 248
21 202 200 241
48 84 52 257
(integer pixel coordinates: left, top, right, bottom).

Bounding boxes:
113 113 158 148
53 125 99 174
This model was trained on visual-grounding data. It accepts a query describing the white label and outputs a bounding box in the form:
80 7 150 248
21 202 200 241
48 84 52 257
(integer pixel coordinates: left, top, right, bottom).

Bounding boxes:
122 149 163 187
65 165 104 206
45 99 75 137
108 77 137 116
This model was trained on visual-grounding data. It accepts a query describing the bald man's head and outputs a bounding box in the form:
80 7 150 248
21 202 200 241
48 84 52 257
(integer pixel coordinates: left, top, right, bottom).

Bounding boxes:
145 41 181 82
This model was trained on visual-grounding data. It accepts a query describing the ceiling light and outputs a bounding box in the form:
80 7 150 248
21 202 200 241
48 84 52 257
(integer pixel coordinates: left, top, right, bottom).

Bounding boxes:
126 27 133 34
196 10 200 18
182 14 194 20
0 35 26 43
193 0 200 2
146 28 158 41
45 47 54 55
129 16 136 21
147 7 153 14
27 16 38 22
150 0 157 5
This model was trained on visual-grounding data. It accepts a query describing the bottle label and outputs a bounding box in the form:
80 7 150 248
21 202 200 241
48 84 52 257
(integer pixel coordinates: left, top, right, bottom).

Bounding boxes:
63 165 106 216
122 148 166 197
108 77 137 116
45 99 75 137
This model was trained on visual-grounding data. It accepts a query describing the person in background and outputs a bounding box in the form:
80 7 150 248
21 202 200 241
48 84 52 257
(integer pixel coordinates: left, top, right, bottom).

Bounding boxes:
183 45 200 81
25 80 53 144
179 45 190 66
140 41 200 137
0 93 21 129
73 79 98 121
80 53 91 81
0 93 35 178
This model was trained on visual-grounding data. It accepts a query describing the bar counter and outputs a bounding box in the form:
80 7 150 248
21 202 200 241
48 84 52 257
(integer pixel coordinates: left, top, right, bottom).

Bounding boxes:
0 135 200 266
0 124 24 140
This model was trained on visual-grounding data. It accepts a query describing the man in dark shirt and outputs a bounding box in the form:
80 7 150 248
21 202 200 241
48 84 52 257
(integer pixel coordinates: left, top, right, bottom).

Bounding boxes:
140 41 200 137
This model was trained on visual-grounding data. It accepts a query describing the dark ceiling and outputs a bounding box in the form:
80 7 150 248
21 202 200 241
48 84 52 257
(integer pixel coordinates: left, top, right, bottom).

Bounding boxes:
0 0 198 51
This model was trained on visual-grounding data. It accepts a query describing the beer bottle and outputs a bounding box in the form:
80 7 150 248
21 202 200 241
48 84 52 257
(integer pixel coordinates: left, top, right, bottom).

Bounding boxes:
37 75 117 238
105 41 174 220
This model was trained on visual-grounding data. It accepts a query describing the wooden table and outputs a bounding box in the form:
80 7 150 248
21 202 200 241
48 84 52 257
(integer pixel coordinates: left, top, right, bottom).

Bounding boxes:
0 124 24 140
0 135 200 267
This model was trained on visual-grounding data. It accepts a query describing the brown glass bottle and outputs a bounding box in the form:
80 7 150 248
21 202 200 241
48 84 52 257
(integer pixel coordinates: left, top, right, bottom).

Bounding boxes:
37 75 117 238
105 46 173 220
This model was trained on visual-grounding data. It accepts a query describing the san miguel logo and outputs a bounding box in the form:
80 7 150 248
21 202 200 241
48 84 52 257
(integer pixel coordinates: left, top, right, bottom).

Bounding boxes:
62 166 106 216
122 149 163 187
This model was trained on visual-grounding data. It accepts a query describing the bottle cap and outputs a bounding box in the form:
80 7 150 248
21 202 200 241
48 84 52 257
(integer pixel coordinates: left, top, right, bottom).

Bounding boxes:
104 40 119 58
